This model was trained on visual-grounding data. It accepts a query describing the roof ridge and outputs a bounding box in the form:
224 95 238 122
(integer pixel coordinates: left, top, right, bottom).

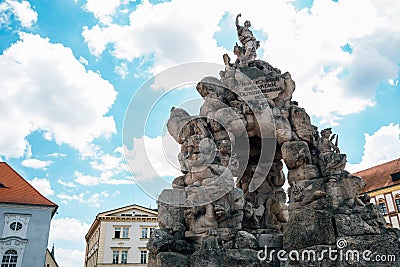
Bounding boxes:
97 203 157 217
354 157 400 174
0 162 58 208
357 157 400 193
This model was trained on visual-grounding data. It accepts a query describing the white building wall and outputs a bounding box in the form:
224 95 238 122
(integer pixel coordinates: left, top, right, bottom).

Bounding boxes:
390 216 400 228
385 194 395 213
102 219 158 265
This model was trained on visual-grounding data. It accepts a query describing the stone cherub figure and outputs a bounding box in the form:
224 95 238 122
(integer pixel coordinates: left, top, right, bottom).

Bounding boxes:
235 13 260 64
317 128 346 174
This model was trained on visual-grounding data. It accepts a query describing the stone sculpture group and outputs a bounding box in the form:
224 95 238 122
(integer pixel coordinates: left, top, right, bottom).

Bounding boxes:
147 15 400 267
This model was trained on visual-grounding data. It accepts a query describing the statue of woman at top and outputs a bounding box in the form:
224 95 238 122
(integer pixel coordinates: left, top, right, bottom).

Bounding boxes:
236 13 259 64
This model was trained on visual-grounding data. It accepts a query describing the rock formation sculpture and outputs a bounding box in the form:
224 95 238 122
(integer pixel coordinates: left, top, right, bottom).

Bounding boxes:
147 14 400 267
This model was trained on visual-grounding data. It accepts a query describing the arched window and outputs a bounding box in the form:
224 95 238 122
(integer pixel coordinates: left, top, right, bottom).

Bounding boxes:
395 195 400 212
378 199 387 215
1 249 18 267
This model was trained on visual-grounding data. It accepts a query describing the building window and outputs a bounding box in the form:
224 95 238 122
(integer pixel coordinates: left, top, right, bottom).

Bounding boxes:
122 227 129 238
114 227 129 239
121 251 127 264
378 200 387 215
141 228 148 239
114 227 121 238
395 196 400 212
1 249 18 267
391 172 400 182
140 251 147 264
9 222 22 231
112 251 119 264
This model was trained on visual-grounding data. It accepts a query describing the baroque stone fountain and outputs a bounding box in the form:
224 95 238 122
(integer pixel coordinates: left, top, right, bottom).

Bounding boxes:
147 14 400 267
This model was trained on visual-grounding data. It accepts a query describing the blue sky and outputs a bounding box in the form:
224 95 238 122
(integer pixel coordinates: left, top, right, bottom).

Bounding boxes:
1 0 400 266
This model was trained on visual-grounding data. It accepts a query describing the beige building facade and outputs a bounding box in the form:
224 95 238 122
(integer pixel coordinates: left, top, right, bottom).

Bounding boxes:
357 158 400 228
85 205 158 267
44 247 59 267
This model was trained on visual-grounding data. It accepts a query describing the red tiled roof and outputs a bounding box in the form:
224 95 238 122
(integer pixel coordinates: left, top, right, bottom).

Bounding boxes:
355 158 400 193
0 162 58 207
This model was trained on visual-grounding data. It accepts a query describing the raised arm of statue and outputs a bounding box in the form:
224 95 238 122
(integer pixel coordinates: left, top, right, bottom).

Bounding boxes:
236 13 241 28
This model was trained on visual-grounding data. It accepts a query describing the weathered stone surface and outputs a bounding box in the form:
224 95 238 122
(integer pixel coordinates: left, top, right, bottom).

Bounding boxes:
171 239 195 254
248 60 281 77
290 105 313 142
340 174 365 201
158 189 186 229
287 164 319 185
156 252 189 267
199 97 226 117
214 188 245 232
258 233 283 248
214 107 247 136
274 112 293 145
286 244 337 267
284 209 336 250
288 178 330 211
336 228 400 267
190 248 276 267
197 76 236 103
222 249 274 267
335 213 380 237
234 230 258 249
189 248 223 267
167 107 191 143
325 173 365 209
281 141 311 169
147 229 175 254
196 76 223 98
151 14 399 267
274 71 295 110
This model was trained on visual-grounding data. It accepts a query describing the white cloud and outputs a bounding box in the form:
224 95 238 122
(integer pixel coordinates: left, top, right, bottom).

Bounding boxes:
82 0 400 124
21 158 53 169
0 33 117 158
28 177 54 197
82 24 111 57
57 192 85 203
347 123 400 173
82 0 228 73
46 152 67 158
125 134 181 181
58 179 77 188
84 0 121 25
49 217 90 244
79 56 88 65
0 0 37 28
87 191 109 207
261 0 400 124
74 148 134 185
53 248 85 267
115 62 129 78
49 220 90 267
56 190 117 207
74 170 134 186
